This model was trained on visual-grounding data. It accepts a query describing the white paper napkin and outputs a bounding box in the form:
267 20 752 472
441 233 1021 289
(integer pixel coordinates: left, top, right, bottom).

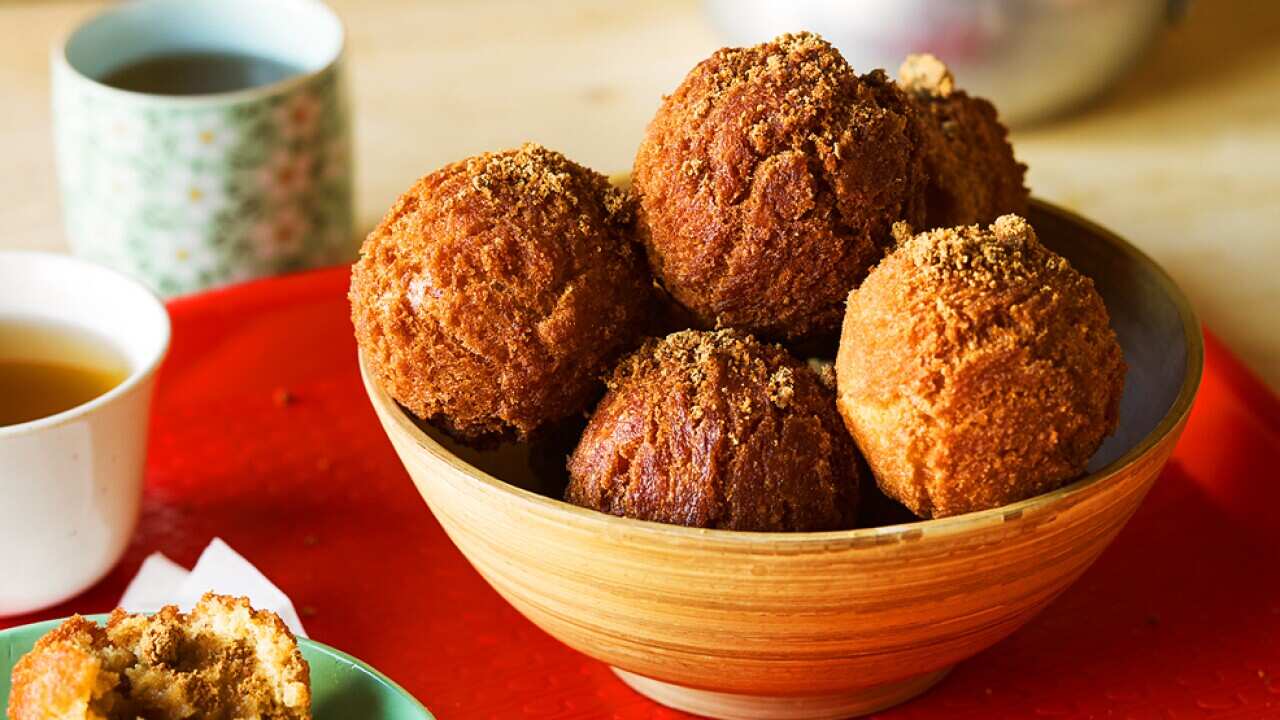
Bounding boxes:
119 537 307 637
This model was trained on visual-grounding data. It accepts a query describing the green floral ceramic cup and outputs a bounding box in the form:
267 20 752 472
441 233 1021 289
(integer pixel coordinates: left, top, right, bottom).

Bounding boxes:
52 0 353 297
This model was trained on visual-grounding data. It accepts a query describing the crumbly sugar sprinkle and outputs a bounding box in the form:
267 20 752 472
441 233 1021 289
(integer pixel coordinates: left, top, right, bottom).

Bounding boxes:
461 142 631 223
612 329 798 403
898 53 955 99
699 32 852 105
767 365 796 408
902 214 1067 287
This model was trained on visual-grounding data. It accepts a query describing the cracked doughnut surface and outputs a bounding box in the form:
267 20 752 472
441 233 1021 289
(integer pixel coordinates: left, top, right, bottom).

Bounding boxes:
350 144 653 441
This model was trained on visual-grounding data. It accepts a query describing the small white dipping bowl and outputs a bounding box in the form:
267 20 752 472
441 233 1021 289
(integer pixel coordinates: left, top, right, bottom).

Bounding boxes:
0 252 169 616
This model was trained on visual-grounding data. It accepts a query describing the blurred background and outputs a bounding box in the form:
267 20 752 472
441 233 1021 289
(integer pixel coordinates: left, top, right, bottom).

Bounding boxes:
1 0 1276 387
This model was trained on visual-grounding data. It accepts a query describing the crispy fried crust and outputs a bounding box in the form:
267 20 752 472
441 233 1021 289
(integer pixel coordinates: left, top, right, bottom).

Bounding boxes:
7 594 310 720
898 54 1029 228
633 33 928 341
350 143 654 441
566 329 862 531
8 616 123 720
835 216 1125 518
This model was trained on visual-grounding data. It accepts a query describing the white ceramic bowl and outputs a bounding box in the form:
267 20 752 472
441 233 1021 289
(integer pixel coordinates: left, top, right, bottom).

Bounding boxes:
0 252 169 616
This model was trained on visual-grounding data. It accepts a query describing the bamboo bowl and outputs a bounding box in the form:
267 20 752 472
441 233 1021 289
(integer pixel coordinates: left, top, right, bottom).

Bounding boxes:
360 200 1202 720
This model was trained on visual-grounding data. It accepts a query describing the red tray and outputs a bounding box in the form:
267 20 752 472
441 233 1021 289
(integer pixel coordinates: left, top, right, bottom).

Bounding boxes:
5 267 1279 719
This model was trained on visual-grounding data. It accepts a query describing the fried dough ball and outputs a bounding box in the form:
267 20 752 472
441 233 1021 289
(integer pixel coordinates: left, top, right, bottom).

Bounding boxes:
350 144 653 442
835 216 1125 518
898 54 1029 228
566 329 861 531
7 594 309 720
633 32 928 341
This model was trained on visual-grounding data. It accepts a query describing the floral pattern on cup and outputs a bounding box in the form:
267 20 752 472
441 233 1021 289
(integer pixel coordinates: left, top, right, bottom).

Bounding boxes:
54 64 354 297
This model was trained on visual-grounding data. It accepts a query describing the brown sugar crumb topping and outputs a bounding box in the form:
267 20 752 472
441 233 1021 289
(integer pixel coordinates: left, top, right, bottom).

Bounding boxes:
899 53 955 99
768 366 796 408
899 214 1066 288
891 220 916 246
460 142 632 224
610 329 797 397
698 31 854 117
807 358 836 389
608 329 802 416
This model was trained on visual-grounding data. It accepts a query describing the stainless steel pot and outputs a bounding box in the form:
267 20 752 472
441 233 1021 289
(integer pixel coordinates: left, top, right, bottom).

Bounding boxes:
704 0 1186 126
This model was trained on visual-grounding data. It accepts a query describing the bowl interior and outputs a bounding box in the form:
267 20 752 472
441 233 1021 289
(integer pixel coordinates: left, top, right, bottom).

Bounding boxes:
1029 203 1192 471
0 617 433 719
397 199 1200 527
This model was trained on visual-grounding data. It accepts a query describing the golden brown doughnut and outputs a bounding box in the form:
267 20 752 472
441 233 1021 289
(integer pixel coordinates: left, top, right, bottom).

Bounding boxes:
633 33 928 341
898 53 1029 228
567 329 862 531
350 143 653 442
835 215 1124 518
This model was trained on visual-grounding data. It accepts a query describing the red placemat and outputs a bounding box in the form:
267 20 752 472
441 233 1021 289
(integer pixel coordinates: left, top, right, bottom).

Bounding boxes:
5 266 1279 719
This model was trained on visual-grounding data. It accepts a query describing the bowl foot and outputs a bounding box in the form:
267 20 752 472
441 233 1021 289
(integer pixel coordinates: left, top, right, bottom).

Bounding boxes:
612 666 951 720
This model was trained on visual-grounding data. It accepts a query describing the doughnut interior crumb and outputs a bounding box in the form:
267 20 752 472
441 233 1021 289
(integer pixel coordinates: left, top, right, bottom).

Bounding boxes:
7 594 310 720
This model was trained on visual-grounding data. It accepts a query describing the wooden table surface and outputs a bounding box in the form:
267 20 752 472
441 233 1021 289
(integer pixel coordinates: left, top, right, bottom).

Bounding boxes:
1 0 1276 389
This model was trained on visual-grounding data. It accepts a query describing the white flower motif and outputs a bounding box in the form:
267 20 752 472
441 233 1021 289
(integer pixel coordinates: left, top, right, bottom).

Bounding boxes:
249 205 310 262
274 93 321 141
162 172 229 223
257 150 315 200
99 164 147 210
171 113 236 159
161 229 222 293
91 109 147 158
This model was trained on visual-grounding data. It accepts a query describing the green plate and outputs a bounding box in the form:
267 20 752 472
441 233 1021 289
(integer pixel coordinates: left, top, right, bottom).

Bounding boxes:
0 617 433 719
